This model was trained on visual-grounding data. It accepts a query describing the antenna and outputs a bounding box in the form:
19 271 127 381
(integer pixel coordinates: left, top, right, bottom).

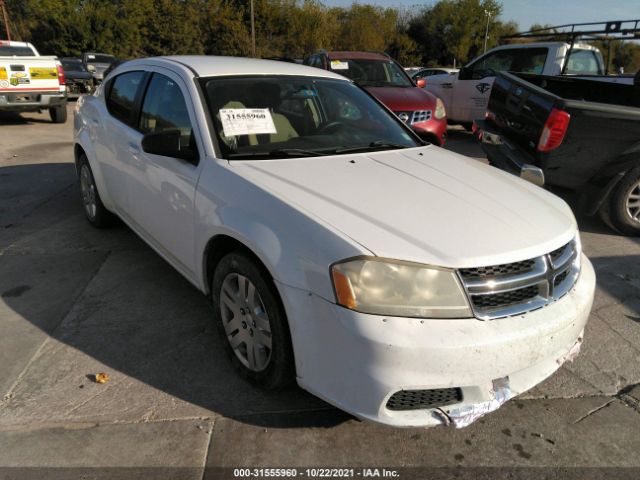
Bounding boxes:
0 0 11 41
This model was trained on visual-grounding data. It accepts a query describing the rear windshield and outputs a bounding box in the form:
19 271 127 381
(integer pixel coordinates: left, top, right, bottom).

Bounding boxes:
62 59 87 71
86 54 115 64
330 59 414 88
565 49 604 75
0 45 35 56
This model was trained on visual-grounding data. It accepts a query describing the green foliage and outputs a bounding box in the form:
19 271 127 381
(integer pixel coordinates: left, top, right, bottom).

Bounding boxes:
20 0 640 74
408 0 517 67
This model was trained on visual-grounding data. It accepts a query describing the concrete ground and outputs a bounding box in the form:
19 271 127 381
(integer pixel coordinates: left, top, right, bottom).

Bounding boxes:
0 104 639 479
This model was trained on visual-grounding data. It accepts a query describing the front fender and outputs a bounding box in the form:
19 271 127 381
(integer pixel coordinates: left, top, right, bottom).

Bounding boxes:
193 160 368 300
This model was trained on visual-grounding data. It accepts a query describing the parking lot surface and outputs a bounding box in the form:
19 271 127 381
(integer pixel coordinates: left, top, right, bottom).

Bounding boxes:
1 104 640 478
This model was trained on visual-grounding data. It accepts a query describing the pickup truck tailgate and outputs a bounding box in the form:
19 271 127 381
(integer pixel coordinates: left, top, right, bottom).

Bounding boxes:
485 73 560 155
0 57 62 94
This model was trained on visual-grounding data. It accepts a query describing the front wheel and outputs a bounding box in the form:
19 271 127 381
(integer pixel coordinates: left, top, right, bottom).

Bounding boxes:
211 252 294 390
49 104 67 123
608 168 640 236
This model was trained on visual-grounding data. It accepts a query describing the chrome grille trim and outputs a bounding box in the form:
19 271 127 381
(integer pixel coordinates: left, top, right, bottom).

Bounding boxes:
458 240 579 320
394 110 433 125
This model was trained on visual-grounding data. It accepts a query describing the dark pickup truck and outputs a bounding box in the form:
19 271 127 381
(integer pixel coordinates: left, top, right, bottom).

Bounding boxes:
473 71 640 235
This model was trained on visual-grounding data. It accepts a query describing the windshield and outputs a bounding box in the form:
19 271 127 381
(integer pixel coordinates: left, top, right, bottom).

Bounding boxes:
61 60 87 71
86 54 115 64
0 45 35 56
201 75 421 160
330 59 413 87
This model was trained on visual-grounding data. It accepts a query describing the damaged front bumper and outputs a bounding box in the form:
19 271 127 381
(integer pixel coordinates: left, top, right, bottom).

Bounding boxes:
281 255 595 428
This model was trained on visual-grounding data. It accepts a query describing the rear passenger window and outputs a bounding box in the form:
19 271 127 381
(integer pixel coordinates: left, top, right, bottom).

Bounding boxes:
106 71 145 126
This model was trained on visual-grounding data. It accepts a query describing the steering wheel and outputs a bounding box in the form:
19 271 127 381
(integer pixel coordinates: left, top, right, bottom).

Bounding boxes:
317 121 345 134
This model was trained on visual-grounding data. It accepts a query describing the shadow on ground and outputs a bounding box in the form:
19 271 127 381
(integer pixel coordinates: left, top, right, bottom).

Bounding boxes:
0 162 345 429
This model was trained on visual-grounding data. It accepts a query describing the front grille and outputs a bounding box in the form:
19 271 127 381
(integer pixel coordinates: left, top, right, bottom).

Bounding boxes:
554 270 569 287
460 259 535 279
458 240 579 320
394 110 432 125
386 388 462 411
550 244 567 262
472 285 539 309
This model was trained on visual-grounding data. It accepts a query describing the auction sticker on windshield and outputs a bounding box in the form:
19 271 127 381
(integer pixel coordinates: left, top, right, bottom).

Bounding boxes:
330 60 349 70
219 108 277 137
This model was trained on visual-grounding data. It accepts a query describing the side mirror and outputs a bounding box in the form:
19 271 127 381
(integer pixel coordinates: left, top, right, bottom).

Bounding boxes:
87 64 96 72
458 66 470 80
416 78 426 88
141 129 196 162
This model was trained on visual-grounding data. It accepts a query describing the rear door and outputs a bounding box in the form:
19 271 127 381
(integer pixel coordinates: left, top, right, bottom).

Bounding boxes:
450 47 548 123
98 70 148 214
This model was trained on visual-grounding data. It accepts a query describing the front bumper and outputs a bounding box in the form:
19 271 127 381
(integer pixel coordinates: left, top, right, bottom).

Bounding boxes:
280 254 595 428
411 116 448 146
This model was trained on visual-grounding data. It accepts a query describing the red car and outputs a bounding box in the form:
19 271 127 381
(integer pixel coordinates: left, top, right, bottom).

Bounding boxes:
304 51 447 146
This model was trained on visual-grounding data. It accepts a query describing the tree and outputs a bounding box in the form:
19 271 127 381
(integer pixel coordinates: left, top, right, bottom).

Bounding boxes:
408 0 514 67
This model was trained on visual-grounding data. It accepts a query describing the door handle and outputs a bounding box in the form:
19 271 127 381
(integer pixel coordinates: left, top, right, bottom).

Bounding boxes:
442 83 453 88
89 118 99 126
128 144 140 154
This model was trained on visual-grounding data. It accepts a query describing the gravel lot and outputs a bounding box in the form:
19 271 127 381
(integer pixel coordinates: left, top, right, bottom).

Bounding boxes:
1 103 639 479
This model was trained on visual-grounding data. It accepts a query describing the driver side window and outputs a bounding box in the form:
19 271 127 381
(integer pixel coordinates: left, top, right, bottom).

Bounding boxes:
468 51 516 80
139 73 198 157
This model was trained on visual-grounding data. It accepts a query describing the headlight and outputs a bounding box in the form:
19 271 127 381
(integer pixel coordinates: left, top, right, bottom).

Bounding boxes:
434 98 446 120
331 258 472 318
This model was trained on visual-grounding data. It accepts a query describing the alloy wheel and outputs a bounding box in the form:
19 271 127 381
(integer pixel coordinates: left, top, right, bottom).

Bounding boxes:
625 180 640 224
80 164 97 220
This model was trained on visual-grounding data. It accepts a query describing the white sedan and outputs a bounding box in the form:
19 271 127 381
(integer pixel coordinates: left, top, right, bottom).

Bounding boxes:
73 56 595 427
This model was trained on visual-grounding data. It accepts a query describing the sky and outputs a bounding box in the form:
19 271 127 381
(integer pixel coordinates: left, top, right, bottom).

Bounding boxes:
319 0 640 31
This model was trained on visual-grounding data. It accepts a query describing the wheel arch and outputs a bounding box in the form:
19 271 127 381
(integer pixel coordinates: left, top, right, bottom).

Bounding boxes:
202 233 278 297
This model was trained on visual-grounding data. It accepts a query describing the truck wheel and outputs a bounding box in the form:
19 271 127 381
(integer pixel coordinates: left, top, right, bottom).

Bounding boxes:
609 169 640 236
49 105 67 123
211 252 294 390
78 155 114 228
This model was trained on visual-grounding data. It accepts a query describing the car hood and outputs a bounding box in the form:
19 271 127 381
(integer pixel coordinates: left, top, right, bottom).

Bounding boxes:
365 86 437 111
231 146 577 268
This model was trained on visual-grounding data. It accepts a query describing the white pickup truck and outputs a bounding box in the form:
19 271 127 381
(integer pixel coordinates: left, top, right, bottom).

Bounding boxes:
0 40 67 123
424 42 614 127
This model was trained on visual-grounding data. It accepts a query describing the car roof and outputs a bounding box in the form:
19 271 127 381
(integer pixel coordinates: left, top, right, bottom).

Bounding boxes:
126 55 350 81
325 51 390 61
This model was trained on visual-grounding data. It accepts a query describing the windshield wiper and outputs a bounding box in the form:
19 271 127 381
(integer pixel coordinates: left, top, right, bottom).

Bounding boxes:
227 148 324 159
331 141 410 154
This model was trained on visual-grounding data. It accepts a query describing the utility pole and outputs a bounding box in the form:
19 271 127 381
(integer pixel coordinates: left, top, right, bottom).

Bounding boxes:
483 10 491 54
250 0 256 57
0 0 11 42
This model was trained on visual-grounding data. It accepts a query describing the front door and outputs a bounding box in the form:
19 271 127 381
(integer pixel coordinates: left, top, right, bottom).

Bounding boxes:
127 70 203 278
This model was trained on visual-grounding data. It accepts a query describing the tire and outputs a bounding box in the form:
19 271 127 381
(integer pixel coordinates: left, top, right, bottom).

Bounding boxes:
211 252 294 390
608 168 640 236
49 104 67 123
78 155 114 228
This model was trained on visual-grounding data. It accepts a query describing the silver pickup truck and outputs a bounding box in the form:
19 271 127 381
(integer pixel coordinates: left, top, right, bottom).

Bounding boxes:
0 40 67 123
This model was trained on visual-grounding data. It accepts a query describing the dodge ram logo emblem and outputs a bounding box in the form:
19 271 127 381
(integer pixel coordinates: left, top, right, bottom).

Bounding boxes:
476 82 491 94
